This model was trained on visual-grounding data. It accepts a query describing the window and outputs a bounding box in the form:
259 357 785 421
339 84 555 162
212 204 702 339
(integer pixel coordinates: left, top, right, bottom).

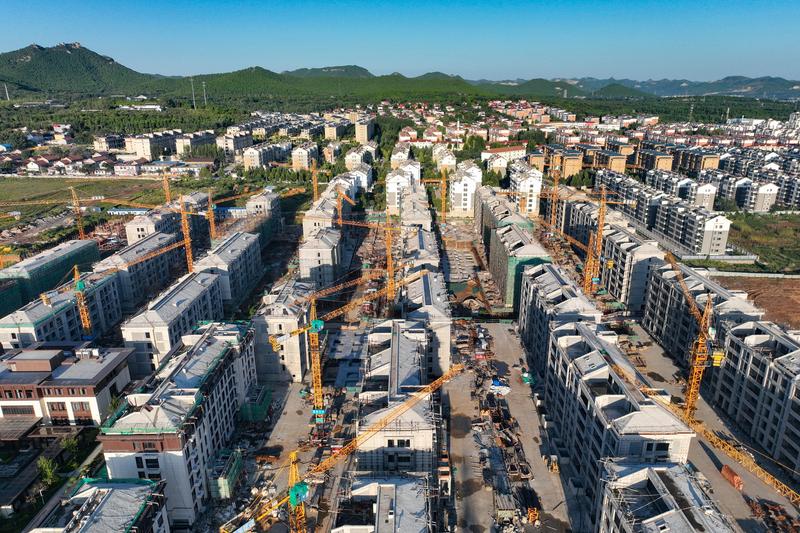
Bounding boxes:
136 457 144 469
387 440 395 448
49 402 67 412
143 442 157 450
72 402 90 412
2 405 35 416
138 471 146 479
145 458 160 469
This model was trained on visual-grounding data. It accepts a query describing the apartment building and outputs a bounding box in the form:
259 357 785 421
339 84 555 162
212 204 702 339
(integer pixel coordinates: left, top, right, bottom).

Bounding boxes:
600 226 664 315
252 276 312 382
125 208 211 253
707 321 800 480
673 147 720 176
390 142 412 169
642 263 763 366
299 227 342 286
645 170 717 210
0 344 131 425
0 240 100 304
399 182 433 231
386 168 416 214
403 228 440 271
355 118 375 144
0 272 122 350
508 160 543 216
242 141 292 170
291 141 319 171
605 139 634 157
32 479 169 533
195 232 262 309
448 160 482 217
480 144 526 163
635 148 673 172
544 322 693 523
121 272 223 378
100 322 255 529
543 144 583 178
517 264 601 375
324 121 349 140
596 170 730 256
595 150 627 173
432 144 457 171
488 224 550 310
344 145 373 170
124 130 182 161
357 320 438 472
323 141 342 163
93 134 126 152
597 462 734 533
473 186 533 260
93 232 182 313
174 130 215 157
216 132 253 158
701 171 779 212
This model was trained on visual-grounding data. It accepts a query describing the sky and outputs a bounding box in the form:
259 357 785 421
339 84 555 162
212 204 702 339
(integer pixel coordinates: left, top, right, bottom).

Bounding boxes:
2 0 799 81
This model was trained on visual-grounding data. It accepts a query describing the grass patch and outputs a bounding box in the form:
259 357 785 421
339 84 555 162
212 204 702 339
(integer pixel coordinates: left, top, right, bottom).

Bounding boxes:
726 212 800 273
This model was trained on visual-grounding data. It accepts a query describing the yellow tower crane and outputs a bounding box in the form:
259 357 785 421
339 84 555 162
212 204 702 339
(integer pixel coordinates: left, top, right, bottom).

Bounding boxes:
421 171 449 223
162 173 172 204
207 189 217 241
219 362 465 533
69 187 86 240
269 270 430 425
179 200 194 273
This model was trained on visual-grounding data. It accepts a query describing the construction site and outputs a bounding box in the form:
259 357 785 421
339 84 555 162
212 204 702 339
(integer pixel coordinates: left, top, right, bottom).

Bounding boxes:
3 141 800 533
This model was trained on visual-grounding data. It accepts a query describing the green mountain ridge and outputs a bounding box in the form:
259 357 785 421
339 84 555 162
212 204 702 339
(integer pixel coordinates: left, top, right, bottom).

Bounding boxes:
0 44 797 102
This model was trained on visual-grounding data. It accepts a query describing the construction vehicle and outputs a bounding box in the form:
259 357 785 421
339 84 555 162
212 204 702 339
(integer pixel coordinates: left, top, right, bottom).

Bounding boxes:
218 363 466 533
269 269 429 427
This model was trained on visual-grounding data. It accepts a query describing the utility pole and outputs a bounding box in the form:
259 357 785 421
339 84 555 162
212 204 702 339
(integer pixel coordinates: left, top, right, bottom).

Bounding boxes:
725 107 730 122
3 83 9 101
688 102 694 123
202 81 208 106
190 78 197 110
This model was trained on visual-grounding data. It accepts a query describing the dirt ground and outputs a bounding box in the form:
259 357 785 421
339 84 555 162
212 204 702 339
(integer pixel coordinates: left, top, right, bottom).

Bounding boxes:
712 276 800 329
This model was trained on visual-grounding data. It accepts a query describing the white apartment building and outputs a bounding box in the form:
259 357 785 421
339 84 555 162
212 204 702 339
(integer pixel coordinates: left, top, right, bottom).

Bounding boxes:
544 322 694 524
390 142 412 169
344 145 373 171
299 227 342 286
0 345 132 426
121 272 223 378
448 160 482 217
508 160 543 216
195 232 262 308
355 119 375 144
242 141 292 170
291 142 319 171
518 264 601 375
252 276 313 382
174 130 215 157
404 270 451 376
93 232 182 313
100 323 255 529
599 226 664 315
124 130 182 161
216 132 253 158
386 168 415 214
0 272 123 350
432 144 456 171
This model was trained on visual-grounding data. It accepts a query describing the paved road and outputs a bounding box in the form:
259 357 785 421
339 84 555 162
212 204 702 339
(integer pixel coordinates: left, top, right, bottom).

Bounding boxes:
482 322 574 532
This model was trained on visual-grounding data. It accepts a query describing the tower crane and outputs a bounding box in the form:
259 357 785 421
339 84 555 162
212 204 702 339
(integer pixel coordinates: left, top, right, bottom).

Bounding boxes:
582 186 630 294
218 362 465 533
162 173 172 204
207 188 217 241
69 187 86 240
663 252 715 422
269 269 429 425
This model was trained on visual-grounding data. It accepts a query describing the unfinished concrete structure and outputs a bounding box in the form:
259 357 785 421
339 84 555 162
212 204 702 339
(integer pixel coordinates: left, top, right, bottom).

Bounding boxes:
331 474 432 533
544 322 694 525
121 272 223 377
403 269 451 376
357 320 438 473
251 275 313 383
518 264 601 375
597 462 734 533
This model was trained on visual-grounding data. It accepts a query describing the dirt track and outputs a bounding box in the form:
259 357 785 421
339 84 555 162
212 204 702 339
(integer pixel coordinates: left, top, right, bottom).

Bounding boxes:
713 276 800 329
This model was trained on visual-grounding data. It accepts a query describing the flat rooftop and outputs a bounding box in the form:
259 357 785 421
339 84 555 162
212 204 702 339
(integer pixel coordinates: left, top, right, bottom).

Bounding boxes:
0 240 95 277
123 271 218 327
94 231 177 270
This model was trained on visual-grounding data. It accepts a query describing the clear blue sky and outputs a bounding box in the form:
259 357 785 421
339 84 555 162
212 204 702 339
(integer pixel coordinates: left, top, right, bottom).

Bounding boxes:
2 0 798 81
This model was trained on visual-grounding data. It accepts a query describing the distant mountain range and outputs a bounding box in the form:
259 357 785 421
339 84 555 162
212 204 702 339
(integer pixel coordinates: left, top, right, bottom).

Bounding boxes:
1 43 798 101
